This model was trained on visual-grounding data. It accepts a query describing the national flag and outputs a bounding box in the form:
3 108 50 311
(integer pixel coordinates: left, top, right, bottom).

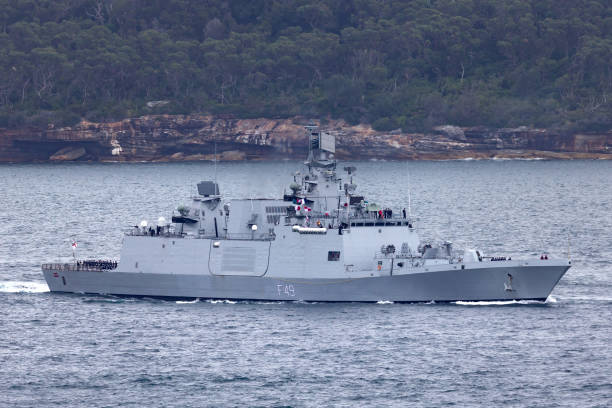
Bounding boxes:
72 241 77 249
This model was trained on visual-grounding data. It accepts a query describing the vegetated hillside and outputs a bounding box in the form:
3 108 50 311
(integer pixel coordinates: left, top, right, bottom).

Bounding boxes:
0 0 611 133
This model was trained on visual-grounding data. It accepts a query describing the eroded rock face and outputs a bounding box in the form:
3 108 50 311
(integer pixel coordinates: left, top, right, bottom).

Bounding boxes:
0 115 610 162
49 146 87 161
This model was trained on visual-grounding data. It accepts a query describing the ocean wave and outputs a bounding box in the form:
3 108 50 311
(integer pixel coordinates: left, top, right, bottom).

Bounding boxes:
176 298 200 304
81 297 125 303
0 281 49 293
206 299 237 304
558 295 612 303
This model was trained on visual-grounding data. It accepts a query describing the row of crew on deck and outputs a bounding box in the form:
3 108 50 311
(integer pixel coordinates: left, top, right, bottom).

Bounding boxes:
77 260 118 270
133 225 167 236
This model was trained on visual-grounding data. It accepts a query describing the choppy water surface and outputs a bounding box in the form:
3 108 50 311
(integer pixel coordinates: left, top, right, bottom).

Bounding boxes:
0 160 610 407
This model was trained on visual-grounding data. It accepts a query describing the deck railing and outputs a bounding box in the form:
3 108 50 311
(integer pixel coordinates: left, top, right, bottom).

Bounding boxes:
42 261 118 272
126 230 275 241
126 230 184 238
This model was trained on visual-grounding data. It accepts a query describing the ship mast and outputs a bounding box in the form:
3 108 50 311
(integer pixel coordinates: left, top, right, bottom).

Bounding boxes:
304 122 336 169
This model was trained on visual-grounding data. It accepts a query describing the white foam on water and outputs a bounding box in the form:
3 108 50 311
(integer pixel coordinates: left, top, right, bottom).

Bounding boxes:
585 296 612 302
376 300 394 304
0 281 49 293
560 295 612 302
207 299 237 304
453 299 546 306
176 298 200 304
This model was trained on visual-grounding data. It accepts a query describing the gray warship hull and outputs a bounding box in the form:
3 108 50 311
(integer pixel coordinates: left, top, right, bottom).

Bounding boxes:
42 261 569 302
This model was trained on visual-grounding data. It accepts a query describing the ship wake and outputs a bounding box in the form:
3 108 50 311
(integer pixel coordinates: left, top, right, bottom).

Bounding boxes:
453 296 556 306
0 281 49 293
176 298 200 304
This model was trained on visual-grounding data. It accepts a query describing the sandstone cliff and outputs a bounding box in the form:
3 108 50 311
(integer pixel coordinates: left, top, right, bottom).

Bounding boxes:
0 115 610 162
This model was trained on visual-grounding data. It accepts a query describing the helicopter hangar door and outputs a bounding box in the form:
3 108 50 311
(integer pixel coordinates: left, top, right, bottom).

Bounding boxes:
208 240 271 276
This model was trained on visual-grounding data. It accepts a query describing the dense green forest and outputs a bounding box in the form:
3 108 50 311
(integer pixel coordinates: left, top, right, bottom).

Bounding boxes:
0 0 611 132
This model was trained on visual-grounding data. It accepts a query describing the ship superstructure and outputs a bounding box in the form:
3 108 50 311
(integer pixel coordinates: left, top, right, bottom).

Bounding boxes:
42 125 570 302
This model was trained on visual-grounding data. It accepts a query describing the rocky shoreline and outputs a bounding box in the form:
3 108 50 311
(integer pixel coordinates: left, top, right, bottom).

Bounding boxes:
0 115 610 162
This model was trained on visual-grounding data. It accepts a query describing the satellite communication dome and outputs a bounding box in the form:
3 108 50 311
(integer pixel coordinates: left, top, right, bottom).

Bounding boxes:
140 220 148 228
157 217 166 225
251 224 258 231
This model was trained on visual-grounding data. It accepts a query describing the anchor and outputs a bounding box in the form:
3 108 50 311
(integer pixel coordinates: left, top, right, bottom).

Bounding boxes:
504 273 514 292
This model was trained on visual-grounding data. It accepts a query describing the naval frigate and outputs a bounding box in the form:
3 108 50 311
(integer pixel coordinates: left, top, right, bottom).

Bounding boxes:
42 125 570 302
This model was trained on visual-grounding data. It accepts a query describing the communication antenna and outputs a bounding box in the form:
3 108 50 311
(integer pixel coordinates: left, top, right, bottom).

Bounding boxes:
407 167 413 217
214 139 218 185
408 186 412 217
